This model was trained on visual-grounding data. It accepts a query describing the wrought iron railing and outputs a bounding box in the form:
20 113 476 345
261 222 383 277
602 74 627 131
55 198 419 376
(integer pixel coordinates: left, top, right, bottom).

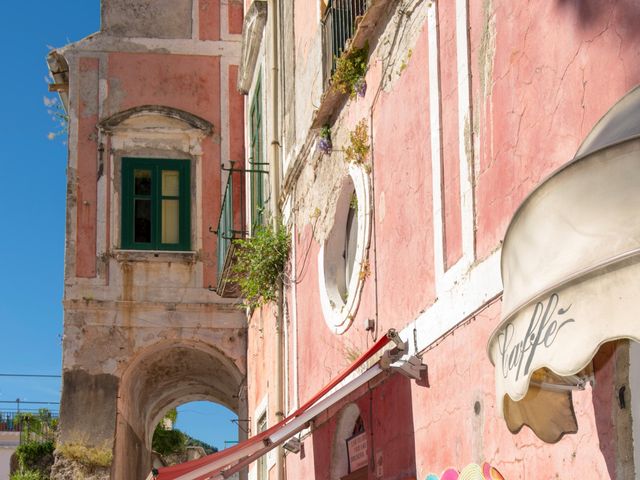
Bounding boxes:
0 410 58 443
322 0 369 86
216 171 246 278
215 167 246 296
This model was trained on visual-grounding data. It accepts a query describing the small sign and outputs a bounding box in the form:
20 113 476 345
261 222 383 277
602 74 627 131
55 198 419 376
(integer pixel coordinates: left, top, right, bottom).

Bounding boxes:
346 432 368 472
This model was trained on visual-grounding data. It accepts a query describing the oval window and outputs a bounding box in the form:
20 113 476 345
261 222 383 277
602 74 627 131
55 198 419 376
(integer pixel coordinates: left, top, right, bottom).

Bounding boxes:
319 164 371 334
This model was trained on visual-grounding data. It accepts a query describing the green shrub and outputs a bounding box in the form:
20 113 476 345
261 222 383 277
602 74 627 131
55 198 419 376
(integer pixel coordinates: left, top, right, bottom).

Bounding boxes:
10 470 43 480
332 44 369 98
15 440 54 472
152 427 186 457
232 224 290 309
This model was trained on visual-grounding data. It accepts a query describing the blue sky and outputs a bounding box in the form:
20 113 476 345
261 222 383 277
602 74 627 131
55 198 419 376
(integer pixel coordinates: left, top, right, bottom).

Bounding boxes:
0 1 237 451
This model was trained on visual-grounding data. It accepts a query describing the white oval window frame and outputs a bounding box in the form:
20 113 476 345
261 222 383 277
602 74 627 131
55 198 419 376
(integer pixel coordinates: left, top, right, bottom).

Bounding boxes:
319 164 372 334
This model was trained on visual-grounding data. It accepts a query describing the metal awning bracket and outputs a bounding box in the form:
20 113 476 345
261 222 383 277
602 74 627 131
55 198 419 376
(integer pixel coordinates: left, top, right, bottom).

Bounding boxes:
380 329 427 382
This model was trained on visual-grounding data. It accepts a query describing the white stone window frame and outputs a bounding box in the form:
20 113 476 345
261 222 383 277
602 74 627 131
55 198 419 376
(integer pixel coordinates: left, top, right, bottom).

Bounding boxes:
319 164 372 335
99 107 212 258
249 395 274 480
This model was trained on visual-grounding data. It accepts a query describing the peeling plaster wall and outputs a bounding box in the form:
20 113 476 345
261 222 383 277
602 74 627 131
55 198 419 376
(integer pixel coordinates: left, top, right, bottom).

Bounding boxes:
102 0 194 39
471 0 640 260
249 0 640 478
55 0 247 477
283 1 436 407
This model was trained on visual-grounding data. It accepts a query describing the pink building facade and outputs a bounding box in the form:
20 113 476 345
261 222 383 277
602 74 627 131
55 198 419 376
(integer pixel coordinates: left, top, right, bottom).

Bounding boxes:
49 1 249 478
232 1 640 480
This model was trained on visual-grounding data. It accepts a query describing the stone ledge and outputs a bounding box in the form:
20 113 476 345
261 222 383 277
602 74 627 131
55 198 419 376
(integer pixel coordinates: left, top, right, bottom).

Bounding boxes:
112 249 198 264
310 0 397 129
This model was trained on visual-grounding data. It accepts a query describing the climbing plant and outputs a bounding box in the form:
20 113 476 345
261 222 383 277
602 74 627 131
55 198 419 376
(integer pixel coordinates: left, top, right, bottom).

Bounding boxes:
232 223 291 309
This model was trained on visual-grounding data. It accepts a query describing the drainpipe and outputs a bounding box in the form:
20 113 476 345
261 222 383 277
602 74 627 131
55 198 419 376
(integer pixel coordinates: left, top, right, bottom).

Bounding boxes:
267 1 284 480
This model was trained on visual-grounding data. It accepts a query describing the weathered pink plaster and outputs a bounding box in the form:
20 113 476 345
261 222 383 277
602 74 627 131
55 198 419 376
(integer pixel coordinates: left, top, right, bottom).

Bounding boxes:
473 0 640 259
202 136 222 288
106 52 220 122
438 0 463 269
200 0 221 41
248 1 640 478
75 57 100 278
228 0 243 35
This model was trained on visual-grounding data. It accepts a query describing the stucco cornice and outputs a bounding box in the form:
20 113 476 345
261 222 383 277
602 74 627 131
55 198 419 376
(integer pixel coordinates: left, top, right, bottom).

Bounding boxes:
98 105 214 135
237 0 268 94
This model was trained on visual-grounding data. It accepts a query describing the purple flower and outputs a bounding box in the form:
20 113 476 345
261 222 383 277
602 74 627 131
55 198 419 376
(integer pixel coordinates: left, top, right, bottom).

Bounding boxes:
354 78 367 98
318 137 332 155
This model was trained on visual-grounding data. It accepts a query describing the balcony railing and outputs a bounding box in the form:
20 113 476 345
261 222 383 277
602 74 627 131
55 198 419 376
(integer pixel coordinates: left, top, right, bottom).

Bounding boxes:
215 168 246 297
314 0 393 128
0 411 58 443
322 0 369 88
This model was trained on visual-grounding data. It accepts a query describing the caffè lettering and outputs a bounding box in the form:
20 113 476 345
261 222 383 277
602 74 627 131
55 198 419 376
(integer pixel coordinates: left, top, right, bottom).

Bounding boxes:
498 293 574 381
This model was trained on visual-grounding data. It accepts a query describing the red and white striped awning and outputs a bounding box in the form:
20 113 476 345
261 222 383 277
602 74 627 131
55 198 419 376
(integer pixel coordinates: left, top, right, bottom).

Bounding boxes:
147 330 418 480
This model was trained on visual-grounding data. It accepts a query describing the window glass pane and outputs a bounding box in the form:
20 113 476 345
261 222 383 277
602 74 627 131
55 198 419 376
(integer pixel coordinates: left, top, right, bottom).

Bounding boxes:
134 170 152 196
134 199 152 243
162 170 180 197
162 199 180 244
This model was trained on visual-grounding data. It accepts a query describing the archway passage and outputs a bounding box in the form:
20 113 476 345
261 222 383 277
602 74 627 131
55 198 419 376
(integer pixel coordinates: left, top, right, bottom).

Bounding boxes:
150 401 239 469
113 342 246 480
174 401 239 453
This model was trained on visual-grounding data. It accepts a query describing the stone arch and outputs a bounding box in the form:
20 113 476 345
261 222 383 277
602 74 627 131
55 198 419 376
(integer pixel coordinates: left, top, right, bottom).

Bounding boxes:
112 340 245 480
330 403 364 480
98 105 214 135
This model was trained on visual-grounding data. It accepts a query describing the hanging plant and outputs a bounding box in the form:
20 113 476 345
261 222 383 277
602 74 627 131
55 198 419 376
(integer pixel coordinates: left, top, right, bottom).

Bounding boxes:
353 77 367 98
332 43 369 99
317 125 332 155
344 119 370 165
231 223 291 309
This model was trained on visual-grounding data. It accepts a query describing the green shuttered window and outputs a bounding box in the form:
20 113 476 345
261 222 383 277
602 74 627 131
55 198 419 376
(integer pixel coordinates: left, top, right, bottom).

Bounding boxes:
250 75 267 228
121 158 191 251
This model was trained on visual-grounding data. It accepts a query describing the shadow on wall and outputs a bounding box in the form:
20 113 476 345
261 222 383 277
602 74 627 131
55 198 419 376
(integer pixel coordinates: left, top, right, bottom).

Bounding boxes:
592 341 634 480
313 373 418 480
555 0 640 35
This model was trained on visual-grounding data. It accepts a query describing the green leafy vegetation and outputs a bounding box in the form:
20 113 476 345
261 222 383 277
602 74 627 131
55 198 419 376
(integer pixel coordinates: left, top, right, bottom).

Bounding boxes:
152 427 186 457
151 408 219 459
232 223 291 309
10 470 43 480
10 409 57 479
345 119 370 165
15 441 55 470
152 408 185 457
332 44 369 98
14 409 57 442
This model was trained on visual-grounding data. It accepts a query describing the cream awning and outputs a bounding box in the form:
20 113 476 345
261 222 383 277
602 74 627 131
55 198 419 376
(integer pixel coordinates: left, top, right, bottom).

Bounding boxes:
487 85 640 443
